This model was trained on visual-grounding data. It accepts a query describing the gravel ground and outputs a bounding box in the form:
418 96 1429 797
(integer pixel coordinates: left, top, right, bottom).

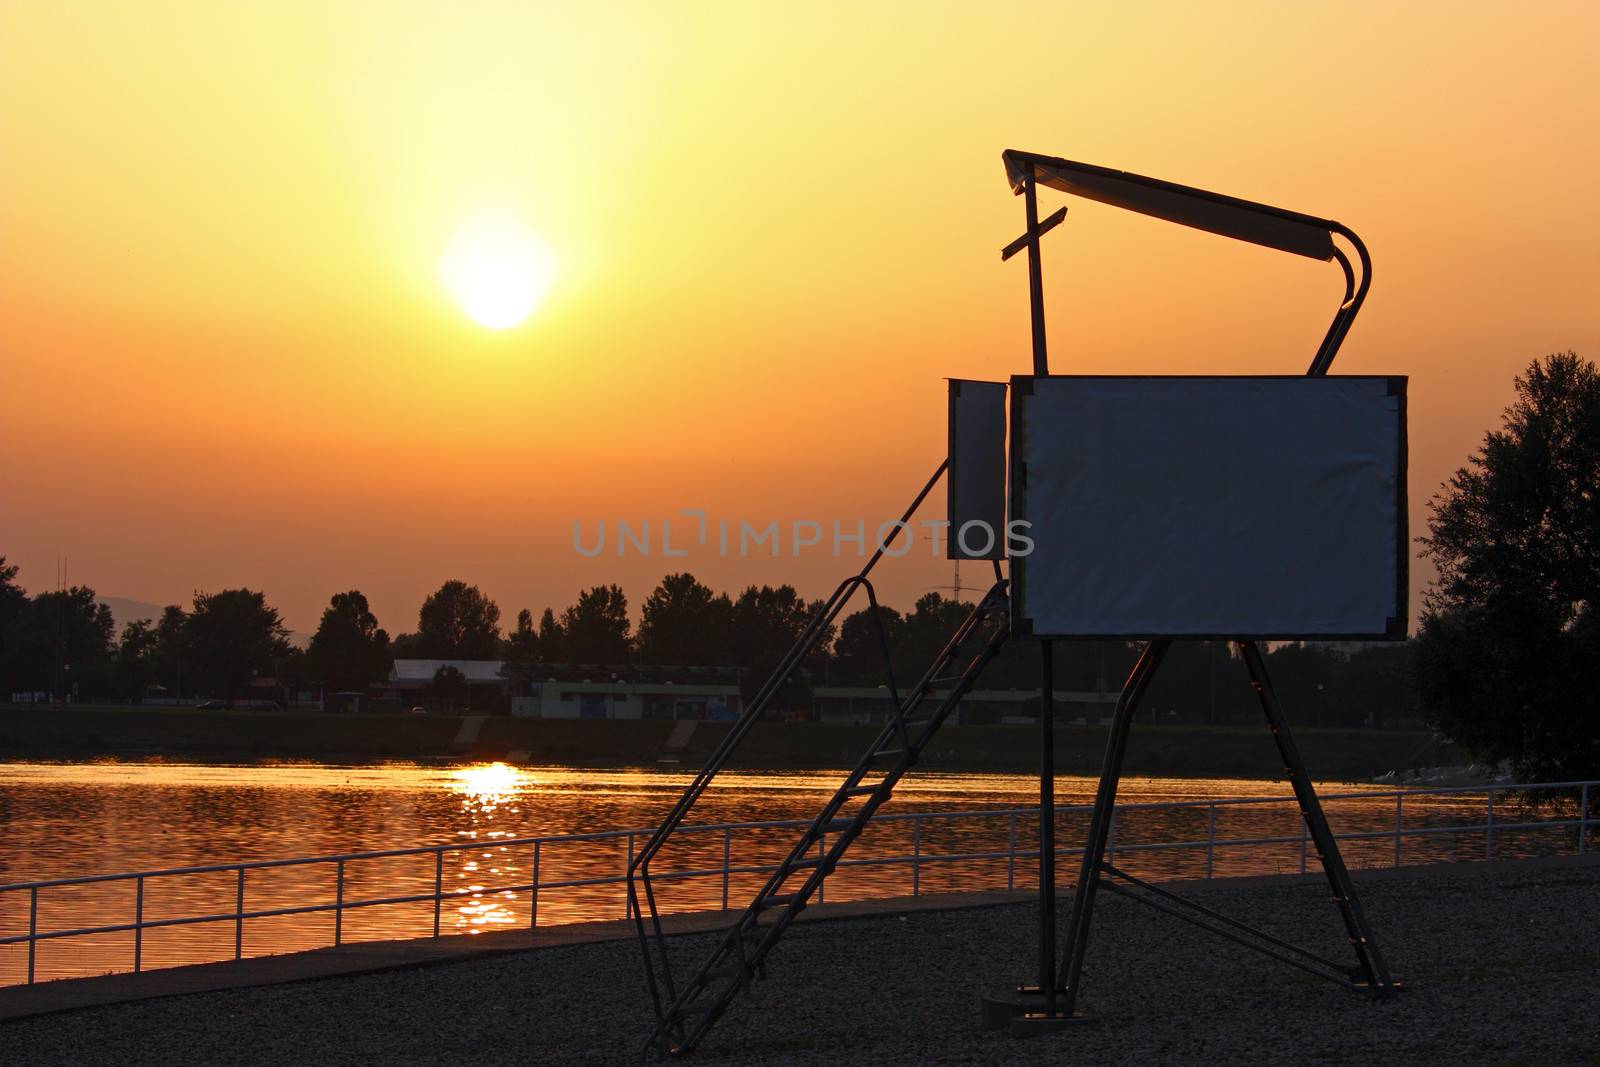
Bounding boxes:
6 862 1598 1066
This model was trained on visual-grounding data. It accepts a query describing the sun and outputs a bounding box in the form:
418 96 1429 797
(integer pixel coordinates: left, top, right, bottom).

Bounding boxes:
440 210 557 330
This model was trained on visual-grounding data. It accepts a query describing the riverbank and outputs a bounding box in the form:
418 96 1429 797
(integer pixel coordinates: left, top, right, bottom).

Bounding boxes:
4 857 1595 1065
0 704 1452 780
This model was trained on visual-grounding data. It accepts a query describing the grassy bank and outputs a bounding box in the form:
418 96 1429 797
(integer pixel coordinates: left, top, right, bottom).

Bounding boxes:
0 704 1451 780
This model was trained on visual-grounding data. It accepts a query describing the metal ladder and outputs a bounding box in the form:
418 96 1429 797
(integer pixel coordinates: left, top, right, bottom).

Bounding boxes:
635 578 1011 1058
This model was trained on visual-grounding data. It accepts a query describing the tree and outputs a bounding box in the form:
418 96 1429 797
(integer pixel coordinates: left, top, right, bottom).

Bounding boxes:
506 608 541 666
536 608 564 661
636 573 733 666
831 604 904 685
560 584 632 664
429 664 468 712
0 557 28 693
115 619 160 701
416 580 502 659
185 589 290 704
1416 352 1600 781
153 605 190 698
4 585 115 698
889 593 968 688
728 584 832 704
306 590 392 692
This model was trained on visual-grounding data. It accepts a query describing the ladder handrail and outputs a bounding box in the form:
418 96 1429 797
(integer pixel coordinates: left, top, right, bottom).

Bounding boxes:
647 578 1012 1057
628 459 949 879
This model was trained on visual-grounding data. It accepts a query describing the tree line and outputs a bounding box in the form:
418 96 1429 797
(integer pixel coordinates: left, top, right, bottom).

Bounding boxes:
0 560 1413 725
1 354 1593 772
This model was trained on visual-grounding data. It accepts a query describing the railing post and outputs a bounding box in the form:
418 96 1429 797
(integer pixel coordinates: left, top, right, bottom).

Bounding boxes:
432 849 444 938
1007 811 1018 891
721 828 732 911
334 860 345 946
133 875 144 973
912 816 922 897
529 841 541 930
1485 788 1496 860
625 833 635 919
1580 784 1589 857
28 887 37 985
1107 810 1116 870
817 832 826 904
1205 802 1216 879
1299 821 1309 874
1393 794 1404 867
235 868 246 960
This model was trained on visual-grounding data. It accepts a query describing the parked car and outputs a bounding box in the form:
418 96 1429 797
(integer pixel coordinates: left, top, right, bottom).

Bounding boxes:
409 706 428 716
195 700 224 710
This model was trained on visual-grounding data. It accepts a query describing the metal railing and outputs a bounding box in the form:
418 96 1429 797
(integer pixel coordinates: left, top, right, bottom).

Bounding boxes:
1 779 1591 987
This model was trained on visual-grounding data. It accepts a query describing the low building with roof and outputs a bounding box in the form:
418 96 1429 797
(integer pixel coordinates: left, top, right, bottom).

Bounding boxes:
810 686 1120 726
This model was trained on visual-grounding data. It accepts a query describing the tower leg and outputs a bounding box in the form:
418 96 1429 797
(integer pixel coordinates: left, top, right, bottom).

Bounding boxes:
1236 640 1397 995
1045 640 1169 1023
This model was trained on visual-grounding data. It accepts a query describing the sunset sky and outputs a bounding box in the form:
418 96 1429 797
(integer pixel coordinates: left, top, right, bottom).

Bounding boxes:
2 2 1597 635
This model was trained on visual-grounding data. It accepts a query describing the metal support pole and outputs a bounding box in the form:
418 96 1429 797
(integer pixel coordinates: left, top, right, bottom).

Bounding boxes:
913 816 923 897
530 842 541 930
1485 790 1495 860
1393 795 1404 867
628 833 641 919
817 832 827 904
235 868 246 959
722 829 732 911
1037 641 1056 1013
1205 803 1216 879
1238 641 1395 995
432 850 444 938
1052 640 1169 1017
28 887 37 985
334 860 345 947
1581 784 1589 856
1024 176 1049 375
134 875 144 973
1008 812 1018 891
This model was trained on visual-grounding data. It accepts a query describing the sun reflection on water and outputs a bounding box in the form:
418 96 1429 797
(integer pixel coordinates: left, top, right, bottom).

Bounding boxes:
449 763 527 933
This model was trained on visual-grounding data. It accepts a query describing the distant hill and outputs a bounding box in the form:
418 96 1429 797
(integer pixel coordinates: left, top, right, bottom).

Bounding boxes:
98 596 164 629
97 595 310 648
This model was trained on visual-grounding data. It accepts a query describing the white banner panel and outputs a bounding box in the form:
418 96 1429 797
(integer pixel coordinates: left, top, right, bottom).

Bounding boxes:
1011 376 1407 639
947 379 1007 560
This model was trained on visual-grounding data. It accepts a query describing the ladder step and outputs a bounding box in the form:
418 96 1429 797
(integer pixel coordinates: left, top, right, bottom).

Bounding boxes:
758 893 800 910
818 818 855 834
787 856 824 870
842 784 884 799
869 748 906 763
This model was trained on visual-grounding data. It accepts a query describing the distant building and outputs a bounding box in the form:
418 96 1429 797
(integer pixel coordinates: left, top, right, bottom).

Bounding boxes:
512 680 742 721
379 660 512 711
811 687 1120 726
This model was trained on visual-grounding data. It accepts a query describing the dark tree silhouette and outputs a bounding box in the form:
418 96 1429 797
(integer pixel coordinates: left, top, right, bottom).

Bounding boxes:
184 589 290 705
536 607 564 661
561 584 632 664
429 664 468 712
1416 352 1600 781
831 604 904 685
506 608 541 666
115 619 160 701
0 557 29 694
416 579 502 659
729 584 831 704
306 590 392 692
3 585 115 697
153 605 190 698
636 573 733 666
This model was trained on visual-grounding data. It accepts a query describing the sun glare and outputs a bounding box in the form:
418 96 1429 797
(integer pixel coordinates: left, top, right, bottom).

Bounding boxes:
440 211 557 330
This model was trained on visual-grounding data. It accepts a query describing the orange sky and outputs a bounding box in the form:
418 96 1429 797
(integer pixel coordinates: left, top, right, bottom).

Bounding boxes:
2 2 1597 634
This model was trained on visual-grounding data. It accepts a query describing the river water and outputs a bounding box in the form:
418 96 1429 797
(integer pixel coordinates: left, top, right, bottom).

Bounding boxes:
0 760 1568 985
